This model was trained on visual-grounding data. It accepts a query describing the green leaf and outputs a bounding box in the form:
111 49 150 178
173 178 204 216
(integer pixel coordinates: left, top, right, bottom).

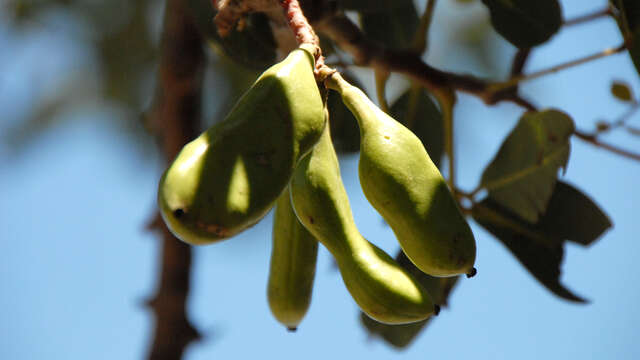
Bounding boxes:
480 109 575 223
337 0 406 12
481 0 563 48
216 13 277 70
536 182 612 246
359 0 419 49
360 251 459 349
327 72 363 153
390 88 444 168
471 197 587 303
610 0 640 77
611 81 634 102
188 0 277 70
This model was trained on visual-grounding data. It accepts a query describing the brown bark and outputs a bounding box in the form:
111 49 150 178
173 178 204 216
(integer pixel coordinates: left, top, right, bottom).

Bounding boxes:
145 0 206 359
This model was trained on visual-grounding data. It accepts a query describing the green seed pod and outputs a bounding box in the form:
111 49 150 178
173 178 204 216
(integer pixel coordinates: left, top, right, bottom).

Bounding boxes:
267 189 319 331
327 73 476 277
290 124 436 324
158 45 325 245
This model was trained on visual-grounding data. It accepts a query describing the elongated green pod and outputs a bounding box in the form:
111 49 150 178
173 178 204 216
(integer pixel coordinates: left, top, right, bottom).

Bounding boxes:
158 45 325 245
267 189 319 331
290 125 436 324
327 73 476 277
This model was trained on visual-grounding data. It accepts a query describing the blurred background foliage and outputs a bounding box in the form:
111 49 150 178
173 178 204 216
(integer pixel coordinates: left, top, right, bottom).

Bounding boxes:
2 0 508 159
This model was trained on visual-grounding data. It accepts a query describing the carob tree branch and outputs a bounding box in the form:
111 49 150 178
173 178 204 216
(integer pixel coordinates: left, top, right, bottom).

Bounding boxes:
279 0 318 48
145 0 205 358
314 14 531 106
573 130 640 162
279 0 330 74
508 102 640 163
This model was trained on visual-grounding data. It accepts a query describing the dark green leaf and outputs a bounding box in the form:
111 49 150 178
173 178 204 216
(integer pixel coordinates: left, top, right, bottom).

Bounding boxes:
390 88 444 168
611 81 634 102
481 0 562 48
337 0 407 12
188 0 277 70
537 182 612 246
216 13 277 70
327 72 363 153
610 0 640 29
610 0 640 76
628 29 640 77
359 0 419 49
360 251 459 349
472 197 587 303
395 251 460 306
480 109 574 223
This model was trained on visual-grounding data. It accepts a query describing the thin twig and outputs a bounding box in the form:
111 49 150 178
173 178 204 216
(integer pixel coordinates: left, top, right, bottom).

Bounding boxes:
564 6 612 27
612 100 640 127
491 44 627 94
614 0 632 39
510 48 531 78
436 90 457 190
573 129 640 162
316 14 535 108
374 69 390 113
412 0 438 54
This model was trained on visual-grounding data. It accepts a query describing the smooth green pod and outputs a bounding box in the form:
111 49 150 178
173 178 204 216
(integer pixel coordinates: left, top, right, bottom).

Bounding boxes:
267 189 319 331
290 124 436 325
327 73 476 277
158 45 325 245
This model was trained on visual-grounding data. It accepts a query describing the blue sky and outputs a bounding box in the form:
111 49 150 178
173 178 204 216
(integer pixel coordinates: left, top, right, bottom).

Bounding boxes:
1 1 639 359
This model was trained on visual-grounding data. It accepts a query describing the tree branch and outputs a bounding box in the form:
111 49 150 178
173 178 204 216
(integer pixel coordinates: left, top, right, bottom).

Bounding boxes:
564 6 612 27
315 14 532 107
573 129 640 162
279 0 318 47
492 44 627 92
145 0 205 358
412 0 438 54
510 48 531 78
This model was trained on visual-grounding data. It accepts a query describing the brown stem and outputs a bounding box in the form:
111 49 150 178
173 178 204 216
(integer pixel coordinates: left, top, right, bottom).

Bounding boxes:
316 14 532 107
279 0 318 48
564 6 612 27
493 44 627 92
412 0 438 54
573 129 640 162
510 48 531 78
145 0 205 358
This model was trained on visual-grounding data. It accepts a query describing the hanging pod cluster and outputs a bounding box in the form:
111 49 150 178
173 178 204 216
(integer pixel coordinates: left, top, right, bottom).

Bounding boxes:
157 46 476 330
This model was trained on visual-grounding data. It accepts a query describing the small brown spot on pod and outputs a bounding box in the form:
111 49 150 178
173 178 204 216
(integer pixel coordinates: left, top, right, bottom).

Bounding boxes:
308 216 314 224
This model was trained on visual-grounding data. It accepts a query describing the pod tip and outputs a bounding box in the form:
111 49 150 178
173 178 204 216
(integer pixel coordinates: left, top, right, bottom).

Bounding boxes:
466 267 477 278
